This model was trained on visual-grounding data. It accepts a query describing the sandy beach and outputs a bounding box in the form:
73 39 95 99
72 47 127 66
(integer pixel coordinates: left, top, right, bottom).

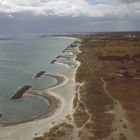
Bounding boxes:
0 38 80 140
0 33 140 140
1 33 140 140
32 32 140 140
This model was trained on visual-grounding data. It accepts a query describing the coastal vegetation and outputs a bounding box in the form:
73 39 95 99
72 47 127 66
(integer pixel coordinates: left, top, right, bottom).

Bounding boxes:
33 32 140 140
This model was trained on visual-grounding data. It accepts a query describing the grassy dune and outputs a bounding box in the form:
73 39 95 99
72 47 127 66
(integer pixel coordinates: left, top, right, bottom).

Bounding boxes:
34 32 140 140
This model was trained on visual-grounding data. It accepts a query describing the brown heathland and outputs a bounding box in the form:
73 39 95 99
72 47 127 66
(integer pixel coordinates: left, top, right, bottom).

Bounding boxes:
33 32 140 140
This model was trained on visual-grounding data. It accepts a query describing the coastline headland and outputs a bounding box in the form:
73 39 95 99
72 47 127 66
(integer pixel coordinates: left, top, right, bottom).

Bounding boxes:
0 37 81 140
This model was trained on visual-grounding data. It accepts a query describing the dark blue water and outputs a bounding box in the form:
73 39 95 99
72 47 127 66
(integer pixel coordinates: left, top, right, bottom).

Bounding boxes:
0 36 74 123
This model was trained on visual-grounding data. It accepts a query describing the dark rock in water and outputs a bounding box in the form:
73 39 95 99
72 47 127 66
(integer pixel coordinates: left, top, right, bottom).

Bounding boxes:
11 85 32 100
50 60 56 64
34 71 46 78
56 55 62 59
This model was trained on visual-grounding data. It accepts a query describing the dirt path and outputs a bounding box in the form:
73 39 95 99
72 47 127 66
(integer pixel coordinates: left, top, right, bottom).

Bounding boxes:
101 78 135 140
71 82 93 140
76 83 92 129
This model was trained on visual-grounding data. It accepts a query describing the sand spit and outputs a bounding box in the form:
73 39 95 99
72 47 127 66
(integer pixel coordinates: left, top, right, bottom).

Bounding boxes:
0 39 80 140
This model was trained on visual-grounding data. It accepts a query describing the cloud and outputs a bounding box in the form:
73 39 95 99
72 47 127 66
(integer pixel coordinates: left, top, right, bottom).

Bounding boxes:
0 0 139 34
0 15 139 34
118 0 140 4
0 0 139 20
0 0 94 16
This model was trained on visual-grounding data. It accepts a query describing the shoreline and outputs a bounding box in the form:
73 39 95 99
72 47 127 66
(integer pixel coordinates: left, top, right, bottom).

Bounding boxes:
0 37 81 140
1 72 66 126
0 55 68 127
33 32 140 140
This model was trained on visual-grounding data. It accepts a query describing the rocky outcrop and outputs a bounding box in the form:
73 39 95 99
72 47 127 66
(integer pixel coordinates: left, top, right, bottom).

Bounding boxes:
11 85 32 99
50 60 56 64
33 71 46 78
56 55 62 59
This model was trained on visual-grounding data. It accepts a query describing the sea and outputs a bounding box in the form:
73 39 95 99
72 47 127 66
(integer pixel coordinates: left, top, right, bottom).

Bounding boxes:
0 35 74 123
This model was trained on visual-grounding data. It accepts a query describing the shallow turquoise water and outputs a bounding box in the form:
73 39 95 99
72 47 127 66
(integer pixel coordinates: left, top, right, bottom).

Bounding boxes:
0 36 74 123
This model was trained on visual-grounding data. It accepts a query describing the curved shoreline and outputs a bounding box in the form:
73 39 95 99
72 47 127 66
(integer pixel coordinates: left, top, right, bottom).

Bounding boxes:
1 73 66 126
0 40 79 126
0 37 81 140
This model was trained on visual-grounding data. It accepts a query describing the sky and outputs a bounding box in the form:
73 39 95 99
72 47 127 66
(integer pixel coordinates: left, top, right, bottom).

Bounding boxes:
0 0 140 34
